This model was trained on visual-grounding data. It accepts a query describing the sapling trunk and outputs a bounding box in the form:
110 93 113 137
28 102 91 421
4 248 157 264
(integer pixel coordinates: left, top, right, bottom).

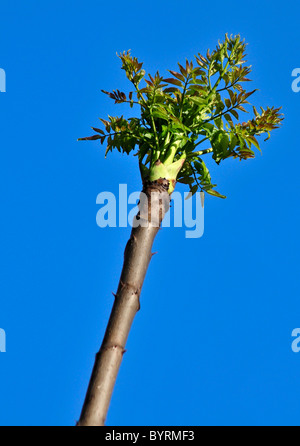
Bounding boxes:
77 178 170 426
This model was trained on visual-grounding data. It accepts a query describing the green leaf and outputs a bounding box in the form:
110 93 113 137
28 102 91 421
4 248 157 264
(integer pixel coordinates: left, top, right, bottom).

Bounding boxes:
78 135 102 141
229 109 239 120
206 189 226 199
247 135 261 151
253 106 259 117
164 87 179 93
214 117 224 129
224 114 234 127
168 70 185 82
211 131 230 163
189 96 208 106
229 134 238 150
228 90 236 105
152 107 169 120
92 127 105 135
185 184 198 199
163 78 183 87
236 105 247 112
178 63 188 77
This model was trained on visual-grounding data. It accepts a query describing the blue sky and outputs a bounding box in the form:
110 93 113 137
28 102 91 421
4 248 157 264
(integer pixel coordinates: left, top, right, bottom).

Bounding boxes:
0 0 300 426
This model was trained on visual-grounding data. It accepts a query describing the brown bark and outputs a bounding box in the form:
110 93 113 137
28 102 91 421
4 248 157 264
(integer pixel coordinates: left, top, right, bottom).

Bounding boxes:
77 178 170 426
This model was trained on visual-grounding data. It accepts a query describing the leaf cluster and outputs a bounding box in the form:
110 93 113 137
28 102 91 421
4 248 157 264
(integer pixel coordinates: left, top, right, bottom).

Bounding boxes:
79 35 283 198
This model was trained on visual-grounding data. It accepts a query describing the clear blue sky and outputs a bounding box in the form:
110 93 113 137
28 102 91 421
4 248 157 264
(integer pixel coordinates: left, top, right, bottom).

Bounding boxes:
0 0 299 426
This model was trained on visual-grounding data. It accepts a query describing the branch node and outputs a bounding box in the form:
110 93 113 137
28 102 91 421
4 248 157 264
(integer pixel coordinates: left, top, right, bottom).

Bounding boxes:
101 344 126 354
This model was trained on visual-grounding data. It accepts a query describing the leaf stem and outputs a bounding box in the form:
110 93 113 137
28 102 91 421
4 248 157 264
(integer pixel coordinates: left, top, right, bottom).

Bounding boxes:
187 148 213 158
194 136 209 147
